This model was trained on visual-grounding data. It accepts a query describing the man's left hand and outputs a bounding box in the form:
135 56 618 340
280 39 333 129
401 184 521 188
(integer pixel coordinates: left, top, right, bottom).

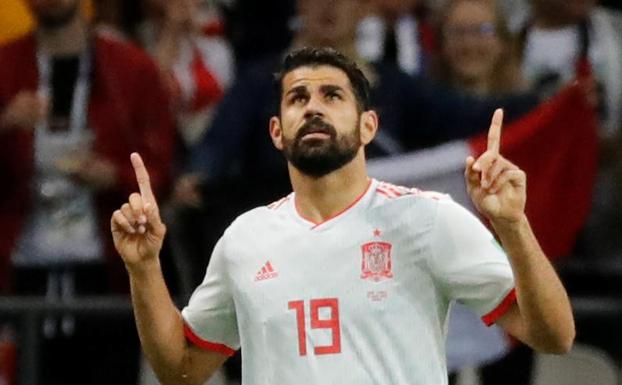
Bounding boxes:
465 109 526 225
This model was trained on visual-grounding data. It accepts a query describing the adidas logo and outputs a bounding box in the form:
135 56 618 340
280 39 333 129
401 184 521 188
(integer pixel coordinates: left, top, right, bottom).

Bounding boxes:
255 261 279 281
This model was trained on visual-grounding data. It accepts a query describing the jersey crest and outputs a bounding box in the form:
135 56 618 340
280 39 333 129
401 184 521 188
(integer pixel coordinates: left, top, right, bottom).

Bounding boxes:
360 242 393 282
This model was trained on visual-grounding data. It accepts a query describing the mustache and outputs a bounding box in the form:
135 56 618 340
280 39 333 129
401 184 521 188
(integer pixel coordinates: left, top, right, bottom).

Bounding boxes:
295 116 337 141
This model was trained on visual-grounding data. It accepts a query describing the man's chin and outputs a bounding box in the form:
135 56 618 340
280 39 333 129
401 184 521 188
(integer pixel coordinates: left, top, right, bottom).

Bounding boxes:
294 141 334 157
288 150 358 178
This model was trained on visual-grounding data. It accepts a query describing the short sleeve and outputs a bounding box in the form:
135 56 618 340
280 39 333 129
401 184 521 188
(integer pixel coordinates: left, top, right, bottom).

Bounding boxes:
181 236 239 355
428 198 516 326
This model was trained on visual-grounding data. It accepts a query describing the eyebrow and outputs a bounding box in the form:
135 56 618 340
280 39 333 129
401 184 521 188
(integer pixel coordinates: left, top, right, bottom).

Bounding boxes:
285 84 346 98
319 84 345 94
285 85 309 98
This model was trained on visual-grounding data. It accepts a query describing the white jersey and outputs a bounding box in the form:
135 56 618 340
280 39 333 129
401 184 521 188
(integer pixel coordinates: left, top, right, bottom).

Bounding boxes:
182 179 515 385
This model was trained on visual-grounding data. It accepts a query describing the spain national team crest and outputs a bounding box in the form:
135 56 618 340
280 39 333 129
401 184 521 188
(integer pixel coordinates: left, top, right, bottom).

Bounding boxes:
360 242 393 282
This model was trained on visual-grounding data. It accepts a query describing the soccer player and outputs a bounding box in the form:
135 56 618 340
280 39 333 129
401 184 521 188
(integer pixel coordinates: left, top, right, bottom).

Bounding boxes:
111 47 575 385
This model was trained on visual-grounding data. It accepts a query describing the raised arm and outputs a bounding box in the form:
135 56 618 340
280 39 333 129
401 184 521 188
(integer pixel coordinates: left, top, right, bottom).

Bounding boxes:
111 153 228 385
465 109 575 354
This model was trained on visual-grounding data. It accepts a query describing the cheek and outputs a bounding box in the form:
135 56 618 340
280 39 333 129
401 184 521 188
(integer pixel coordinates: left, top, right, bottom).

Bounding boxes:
450 39 497 66
442 40 462 62
278 108 297 131
337 109 361 131
481 39 503 66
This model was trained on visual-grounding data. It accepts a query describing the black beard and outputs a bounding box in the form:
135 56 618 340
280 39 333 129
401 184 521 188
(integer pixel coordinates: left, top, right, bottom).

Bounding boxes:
36 3 80 30
282 116 361 178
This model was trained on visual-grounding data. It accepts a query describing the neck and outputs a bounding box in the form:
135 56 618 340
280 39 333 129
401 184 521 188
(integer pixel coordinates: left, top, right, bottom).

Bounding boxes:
454 76 490 95
37 16 88 56
289 151 370 224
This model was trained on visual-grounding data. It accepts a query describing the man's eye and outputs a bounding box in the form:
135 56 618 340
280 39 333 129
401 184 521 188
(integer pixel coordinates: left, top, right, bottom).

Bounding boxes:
292 95 307 104
327 92 342 101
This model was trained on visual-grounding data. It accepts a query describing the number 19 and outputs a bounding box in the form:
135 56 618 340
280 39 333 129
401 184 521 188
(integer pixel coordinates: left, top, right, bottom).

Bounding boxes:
288 298 341 356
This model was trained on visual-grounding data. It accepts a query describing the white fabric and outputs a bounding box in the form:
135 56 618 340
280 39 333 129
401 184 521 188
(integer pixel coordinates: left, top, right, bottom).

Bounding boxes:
12 127 104 266
182 179 514 384
522 7 622 138
523 26 581 85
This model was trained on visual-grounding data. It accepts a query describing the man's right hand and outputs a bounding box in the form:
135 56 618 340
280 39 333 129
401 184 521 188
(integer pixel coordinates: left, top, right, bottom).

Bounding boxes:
111 153 167 269
0 91 47 132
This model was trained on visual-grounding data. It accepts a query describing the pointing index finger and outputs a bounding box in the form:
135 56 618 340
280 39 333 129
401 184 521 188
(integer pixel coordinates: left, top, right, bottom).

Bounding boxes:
130 152 156 204
487 108 504 154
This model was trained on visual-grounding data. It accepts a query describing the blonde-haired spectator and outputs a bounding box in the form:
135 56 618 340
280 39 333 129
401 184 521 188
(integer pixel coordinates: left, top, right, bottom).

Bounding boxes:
433 0 527 95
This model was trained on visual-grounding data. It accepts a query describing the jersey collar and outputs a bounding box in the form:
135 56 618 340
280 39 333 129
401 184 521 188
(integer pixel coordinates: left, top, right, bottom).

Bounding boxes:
290 178 377 230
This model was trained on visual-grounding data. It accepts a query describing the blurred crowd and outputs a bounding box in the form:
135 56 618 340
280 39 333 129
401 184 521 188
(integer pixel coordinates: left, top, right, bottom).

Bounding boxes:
0 0 621 384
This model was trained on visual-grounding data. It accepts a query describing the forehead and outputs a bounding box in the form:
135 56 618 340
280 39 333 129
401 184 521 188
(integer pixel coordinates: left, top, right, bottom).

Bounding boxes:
446 1 495 23
282 65 353 93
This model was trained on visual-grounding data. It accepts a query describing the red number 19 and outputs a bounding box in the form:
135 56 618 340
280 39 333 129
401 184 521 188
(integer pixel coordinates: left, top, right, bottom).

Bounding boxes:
288 298 341 356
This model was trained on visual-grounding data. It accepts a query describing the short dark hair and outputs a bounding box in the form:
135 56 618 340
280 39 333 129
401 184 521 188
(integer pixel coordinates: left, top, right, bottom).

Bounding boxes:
274 47 371 113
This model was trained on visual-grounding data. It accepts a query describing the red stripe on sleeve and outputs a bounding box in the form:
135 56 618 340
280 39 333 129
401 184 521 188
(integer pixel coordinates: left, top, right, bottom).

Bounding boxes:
481 288 517 326
183 323 236 356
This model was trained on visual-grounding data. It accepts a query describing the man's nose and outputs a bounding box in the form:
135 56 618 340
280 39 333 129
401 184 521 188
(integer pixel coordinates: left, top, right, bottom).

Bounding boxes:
303 95 325 120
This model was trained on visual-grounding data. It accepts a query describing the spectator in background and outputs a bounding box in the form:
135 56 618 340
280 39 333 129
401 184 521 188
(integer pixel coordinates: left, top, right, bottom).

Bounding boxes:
520 0 622 265
357 0 435 76
138 0 233 143
0 0 174 383
521 0 621 137
433 0 527 95
138 0 233 208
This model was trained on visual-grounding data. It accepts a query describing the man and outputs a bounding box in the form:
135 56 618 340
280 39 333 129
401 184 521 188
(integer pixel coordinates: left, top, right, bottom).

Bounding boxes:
112 48 574 384
177 0 537 295
0 0 173 383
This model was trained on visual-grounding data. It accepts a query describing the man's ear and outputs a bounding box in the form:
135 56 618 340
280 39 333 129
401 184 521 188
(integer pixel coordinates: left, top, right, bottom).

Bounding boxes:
269 116 284 150
360 110 379 145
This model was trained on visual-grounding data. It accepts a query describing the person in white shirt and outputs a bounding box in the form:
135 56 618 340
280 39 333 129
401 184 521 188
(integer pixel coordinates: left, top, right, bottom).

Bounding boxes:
110 47 574 385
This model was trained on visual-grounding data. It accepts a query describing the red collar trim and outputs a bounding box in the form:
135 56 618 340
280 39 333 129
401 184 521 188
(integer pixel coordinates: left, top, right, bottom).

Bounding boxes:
295 179 373 229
